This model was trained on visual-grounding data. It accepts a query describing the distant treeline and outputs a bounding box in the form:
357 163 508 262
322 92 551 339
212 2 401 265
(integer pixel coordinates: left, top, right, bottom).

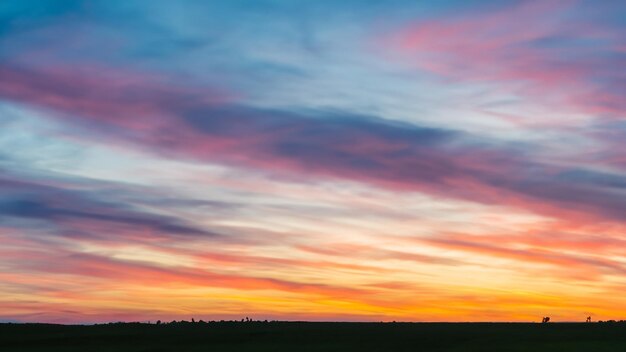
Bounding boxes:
89 319 626 326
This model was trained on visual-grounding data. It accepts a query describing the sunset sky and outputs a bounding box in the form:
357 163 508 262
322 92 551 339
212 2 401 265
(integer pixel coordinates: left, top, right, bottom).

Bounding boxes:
1 0 625 323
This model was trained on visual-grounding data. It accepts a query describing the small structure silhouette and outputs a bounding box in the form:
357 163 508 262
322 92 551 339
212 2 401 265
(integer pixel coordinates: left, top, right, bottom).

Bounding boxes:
541 317 550 323
586 316 591 323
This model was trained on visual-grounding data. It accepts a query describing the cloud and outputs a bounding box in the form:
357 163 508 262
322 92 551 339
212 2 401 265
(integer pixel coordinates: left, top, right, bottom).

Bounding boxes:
296 243 463 266
381 0 626 119
0 173 216 239
1 64 625 224
421 235 626 279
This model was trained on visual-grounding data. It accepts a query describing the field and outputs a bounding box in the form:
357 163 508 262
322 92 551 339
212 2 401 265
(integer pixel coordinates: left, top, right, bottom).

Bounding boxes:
1 322 625 351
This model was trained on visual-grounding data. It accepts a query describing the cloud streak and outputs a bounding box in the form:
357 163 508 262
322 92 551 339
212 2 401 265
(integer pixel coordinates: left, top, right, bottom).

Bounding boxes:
0 173 216 240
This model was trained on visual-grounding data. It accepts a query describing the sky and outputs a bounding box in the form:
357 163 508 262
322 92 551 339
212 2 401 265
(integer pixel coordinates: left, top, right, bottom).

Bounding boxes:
0 0 625 323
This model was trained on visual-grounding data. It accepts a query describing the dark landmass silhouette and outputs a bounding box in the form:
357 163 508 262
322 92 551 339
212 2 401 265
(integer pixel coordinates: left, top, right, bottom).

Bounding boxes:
1 320 625 351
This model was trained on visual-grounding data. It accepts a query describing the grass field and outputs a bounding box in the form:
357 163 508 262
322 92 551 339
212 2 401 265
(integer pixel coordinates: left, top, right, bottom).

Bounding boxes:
1 322 625 351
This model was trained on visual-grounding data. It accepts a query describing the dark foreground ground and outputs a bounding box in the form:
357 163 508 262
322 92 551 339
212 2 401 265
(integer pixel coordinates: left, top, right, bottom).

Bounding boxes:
1 322 625 352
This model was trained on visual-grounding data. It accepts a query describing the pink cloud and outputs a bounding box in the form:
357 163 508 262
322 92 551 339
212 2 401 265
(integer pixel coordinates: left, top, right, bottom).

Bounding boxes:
381 0 625 119
0 64 229 130
419 234 626 279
